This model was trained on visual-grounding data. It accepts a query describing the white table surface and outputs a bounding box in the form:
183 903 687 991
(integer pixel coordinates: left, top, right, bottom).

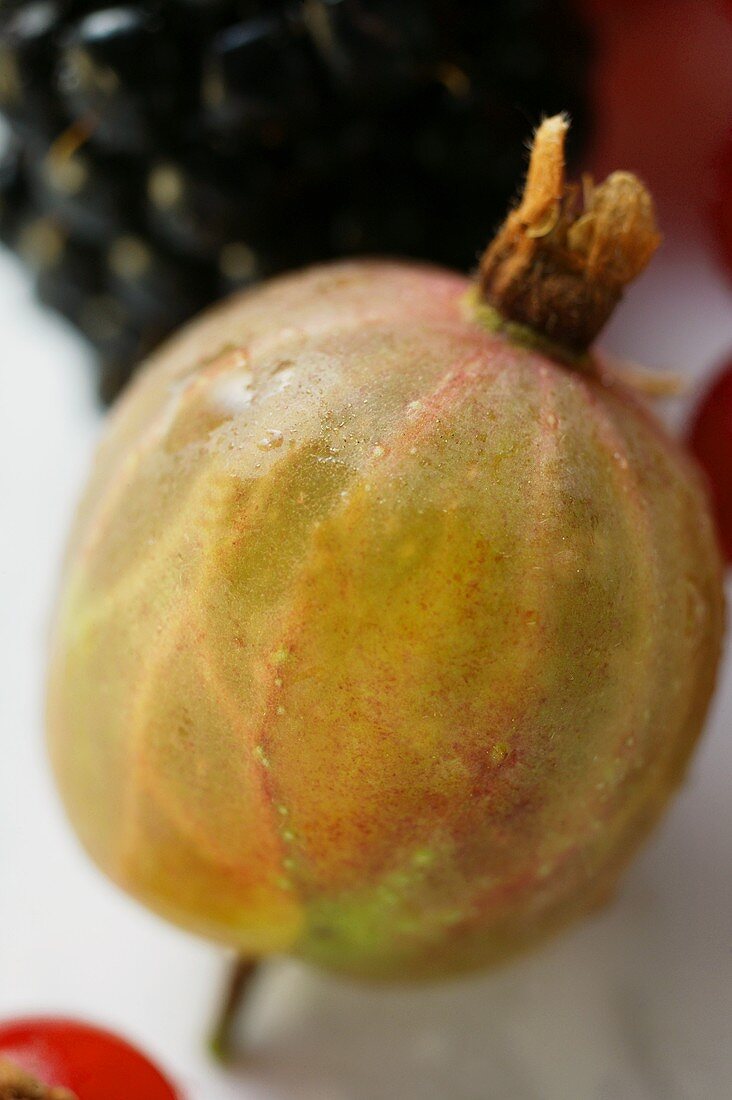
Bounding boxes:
0 227 730 1100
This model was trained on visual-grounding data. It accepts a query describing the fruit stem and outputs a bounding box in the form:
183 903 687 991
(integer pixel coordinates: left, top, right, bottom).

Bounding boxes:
0 1058 76 1099
207 957 260 1063
477 114 661 354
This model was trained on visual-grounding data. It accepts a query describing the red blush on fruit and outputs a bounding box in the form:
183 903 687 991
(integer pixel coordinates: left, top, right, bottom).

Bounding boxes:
0 1018 180 1100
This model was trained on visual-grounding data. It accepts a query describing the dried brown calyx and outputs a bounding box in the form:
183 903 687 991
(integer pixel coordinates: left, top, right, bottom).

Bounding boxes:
477 114 661 355
0 1060 77 1100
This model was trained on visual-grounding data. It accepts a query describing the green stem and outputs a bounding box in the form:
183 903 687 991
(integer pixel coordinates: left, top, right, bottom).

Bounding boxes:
208 957 260 1063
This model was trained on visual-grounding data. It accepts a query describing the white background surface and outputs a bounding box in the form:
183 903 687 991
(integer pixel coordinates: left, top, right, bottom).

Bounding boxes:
0 226 730 1099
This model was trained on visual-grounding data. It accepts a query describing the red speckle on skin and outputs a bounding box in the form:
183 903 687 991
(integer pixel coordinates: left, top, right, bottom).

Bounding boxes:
467 749 521 803
418 791 451 818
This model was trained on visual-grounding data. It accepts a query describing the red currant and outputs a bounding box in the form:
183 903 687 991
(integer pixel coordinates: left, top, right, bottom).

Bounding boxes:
0 1018 180 1100
712 135 732 278
687 359 732 564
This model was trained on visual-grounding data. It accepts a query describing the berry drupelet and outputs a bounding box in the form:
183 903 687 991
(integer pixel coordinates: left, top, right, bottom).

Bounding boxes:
0 0 594 402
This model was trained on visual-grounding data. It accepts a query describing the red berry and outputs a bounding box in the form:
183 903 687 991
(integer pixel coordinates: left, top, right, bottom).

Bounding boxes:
712 135 732 277
688 359 732 563
0 1018 180 1100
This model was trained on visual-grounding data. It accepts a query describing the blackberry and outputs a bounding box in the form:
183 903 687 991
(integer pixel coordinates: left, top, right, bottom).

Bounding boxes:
0 2 69 145
28 137 141 241
35 232 102 324
58 7 185 154
0 0 594 403
0 134 30 245
303 0 437 101
201 14 323 142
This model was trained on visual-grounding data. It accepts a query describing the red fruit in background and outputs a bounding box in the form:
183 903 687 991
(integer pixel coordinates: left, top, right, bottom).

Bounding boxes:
0 1018 179 1100
587 0 732 224
688 360 732 563
712 135 732 277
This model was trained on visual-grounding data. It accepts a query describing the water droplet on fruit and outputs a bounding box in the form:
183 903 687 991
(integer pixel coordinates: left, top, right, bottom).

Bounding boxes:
683 577 707 639
258 428 284 450
213 375 254 413
254 744 270 768
491 742 509 764
272 358 294 375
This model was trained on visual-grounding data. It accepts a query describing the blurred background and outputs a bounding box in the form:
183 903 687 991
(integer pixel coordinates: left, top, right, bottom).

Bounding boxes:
0 1 731 1097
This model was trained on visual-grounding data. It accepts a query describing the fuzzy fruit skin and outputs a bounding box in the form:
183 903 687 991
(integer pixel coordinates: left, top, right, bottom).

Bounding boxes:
47 261 725 981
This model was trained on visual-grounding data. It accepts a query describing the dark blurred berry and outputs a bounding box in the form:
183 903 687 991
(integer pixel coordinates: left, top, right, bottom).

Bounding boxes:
0 2 69 143
106 232 214 325
0 0 594 404
146 152 273 261
216 238 263 296
304 0 437 101
57 7 184 155
201 15 322 143
35 232 102 323
28 138 140 241
0 133 30 244
14 210 63 270
78 291 170 394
